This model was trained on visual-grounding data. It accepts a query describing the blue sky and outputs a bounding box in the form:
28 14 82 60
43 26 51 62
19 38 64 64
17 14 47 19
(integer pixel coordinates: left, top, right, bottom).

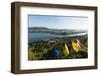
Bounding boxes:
28 15 88 30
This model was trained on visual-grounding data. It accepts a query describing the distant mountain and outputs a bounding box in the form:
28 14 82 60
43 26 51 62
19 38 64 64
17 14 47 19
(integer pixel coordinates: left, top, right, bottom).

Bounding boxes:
29 27 48 30
29 27 87 32
28 27 87 35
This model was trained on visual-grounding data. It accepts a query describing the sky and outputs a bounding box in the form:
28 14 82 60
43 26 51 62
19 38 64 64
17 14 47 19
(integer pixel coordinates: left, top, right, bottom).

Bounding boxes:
28 15 88 30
